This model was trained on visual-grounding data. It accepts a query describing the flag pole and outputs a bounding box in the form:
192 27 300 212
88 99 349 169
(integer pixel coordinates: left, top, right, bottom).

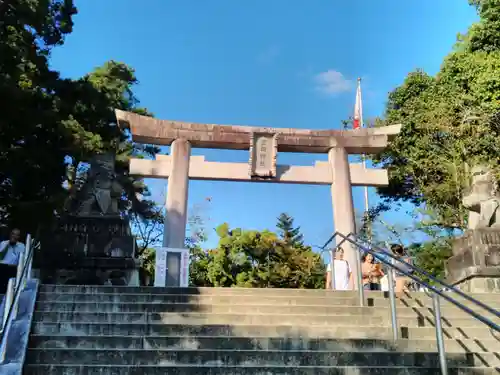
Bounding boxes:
363 157 370 237
356 77 371 242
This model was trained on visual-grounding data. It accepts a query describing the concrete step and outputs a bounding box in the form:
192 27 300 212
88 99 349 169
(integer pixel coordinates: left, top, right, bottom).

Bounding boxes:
28 335 500 353
30 322 500 340
37 285 500 301
39 285 356 296
29 311 494 328
24 348 500 367
36 292 371 305
33 301 500 320
37 285 500 310
35 292 500 310
22 364 500 375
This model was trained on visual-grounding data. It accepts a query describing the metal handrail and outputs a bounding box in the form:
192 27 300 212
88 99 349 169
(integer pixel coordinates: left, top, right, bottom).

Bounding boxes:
323 231 500 375
0 234 37 363
330 232 500 318
326 232 500 322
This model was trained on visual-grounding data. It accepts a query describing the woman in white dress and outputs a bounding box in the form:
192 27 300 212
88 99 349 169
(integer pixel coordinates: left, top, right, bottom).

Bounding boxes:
326 247 352 290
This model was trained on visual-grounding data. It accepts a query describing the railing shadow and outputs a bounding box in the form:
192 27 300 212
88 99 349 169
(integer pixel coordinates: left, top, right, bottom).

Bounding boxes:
172 288 500 373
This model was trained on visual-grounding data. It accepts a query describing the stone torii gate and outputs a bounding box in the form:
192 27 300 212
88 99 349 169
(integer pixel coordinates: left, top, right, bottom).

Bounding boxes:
116 109 401 287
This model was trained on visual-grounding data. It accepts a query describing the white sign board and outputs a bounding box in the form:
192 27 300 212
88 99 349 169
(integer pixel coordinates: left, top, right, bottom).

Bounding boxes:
154 247 190 287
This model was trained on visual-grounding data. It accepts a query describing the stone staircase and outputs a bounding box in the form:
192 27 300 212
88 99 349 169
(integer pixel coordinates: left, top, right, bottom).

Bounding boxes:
23 285 500 374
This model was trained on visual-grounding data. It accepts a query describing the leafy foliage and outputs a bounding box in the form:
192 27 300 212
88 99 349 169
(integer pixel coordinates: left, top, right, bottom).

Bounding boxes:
0 0 77 233
407 239 453 284
189 246 213 287
190 223 325 289
366 0 500 279
0 1 158 236
373 0 500 231
276 212 304 247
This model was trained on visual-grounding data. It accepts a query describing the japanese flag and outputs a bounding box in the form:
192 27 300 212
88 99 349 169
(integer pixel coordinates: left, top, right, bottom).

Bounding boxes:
353 78 363 130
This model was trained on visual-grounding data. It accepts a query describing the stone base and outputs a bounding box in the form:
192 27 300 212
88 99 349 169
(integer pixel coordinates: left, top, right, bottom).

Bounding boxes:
39 268 140 286
38 257 141 286
37 216 137 269
445 229 500 292
451 272 500 293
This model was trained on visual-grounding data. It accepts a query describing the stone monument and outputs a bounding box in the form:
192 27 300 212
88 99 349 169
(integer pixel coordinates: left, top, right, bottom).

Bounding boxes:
36 154 140 286
445 165 500 292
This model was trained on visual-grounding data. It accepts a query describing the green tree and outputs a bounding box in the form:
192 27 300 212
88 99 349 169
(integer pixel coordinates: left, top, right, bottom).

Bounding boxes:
276 213 304 247
373 0 500 231
371 0 500 276
407 239 453 284
189 247 213 287
0 1 158 235
0 0 77 233
62 61 159 219
193 223 325 289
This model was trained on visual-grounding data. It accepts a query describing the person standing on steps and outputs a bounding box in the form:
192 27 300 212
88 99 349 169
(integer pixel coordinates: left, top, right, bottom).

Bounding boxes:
361 253 384 291
326 247 352 290
0 228 25 294
391 244 413 296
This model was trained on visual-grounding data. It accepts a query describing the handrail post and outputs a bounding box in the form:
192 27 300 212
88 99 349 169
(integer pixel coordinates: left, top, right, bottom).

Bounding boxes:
355 249 364 306
387 262 398 341
10 234 30 320
0 278 15 363
24 242 34 288
432 292 448 375
0 235 38 364
1 278 15 332
15 234 30 291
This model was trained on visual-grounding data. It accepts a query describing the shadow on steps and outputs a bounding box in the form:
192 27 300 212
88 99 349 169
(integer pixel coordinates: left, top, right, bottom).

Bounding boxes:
23 286 500 375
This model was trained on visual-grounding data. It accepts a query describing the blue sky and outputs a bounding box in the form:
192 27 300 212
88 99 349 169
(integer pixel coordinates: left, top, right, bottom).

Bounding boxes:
51 1 478 249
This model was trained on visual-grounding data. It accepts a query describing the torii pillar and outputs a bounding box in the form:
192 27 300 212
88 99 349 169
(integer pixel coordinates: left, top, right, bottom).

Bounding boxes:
163 138 191 249
116 109 401 289
329 146 356 284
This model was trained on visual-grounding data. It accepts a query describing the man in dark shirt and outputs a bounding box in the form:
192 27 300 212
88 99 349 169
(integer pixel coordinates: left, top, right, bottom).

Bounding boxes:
0 229 25 293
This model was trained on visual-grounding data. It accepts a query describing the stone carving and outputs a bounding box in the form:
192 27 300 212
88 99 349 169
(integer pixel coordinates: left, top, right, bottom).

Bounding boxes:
66 154 122 217
445 165 500 292
463 165 500 229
